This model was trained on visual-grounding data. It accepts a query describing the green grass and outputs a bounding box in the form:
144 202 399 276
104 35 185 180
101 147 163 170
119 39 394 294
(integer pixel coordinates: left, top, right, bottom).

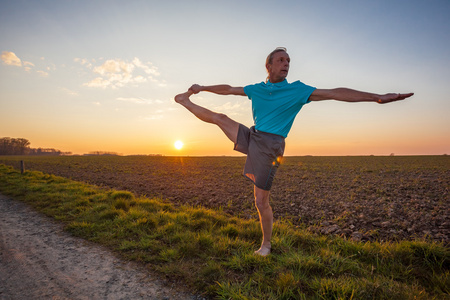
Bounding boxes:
0 164 448 299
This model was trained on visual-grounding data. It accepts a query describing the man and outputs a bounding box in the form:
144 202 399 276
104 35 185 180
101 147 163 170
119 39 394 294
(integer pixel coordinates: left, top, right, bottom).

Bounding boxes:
175 47 413 256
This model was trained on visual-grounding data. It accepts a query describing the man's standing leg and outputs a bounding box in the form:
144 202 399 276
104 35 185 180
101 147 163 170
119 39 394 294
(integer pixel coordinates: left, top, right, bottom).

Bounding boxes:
254 186 273 256
176 90 274 255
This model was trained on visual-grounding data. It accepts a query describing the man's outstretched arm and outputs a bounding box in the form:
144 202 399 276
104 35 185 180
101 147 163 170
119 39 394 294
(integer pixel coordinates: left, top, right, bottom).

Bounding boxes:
309 88 414 104
189 84 246 96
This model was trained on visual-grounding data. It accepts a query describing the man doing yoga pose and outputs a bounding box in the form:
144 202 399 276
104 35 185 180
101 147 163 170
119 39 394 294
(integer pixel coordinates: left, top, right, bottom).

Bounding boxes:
175 47 413 256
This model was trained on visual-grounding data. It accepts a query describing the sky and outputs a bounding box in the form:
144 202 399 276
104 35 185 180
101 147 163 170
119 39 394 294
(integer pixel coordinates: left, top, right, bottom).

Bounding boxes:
1 0 449 156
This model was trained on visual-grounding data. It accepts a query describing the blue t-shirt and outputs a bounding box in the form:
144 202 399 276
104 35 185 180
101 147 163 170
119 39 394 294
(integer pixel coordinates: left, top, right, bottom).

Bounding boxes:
244 79 316 138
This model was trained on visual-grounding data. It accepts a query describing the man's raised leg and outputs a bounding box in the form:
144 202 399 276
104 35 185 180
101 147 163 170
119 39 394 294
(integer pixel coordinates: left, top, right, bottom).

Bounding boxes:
175 91 239 144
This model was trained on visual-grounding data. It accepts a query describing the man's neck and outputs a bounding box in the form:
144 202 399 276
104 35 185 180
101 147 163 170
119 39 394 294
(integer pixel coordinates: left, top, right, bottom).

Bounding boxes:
269 77 286 84
268 75 286 83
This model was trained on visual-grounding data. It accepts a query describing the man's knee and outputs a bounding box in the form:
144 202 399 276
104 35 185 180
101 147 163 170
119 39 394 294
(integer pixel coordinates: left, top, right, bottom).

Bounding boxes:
255 195 270 211
214 113 230 125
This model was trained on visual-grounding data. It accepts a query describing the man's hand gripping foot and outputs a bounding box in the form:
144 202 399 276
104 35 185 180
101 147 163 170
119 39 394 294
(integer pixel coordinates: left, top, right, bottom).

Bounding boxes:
174 90 194 106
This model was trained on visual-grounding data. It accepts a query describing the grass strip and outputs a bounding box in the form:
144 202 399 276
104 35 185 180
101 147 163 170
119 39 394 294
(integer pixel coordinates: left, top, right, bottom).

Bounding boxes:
0 164 448 299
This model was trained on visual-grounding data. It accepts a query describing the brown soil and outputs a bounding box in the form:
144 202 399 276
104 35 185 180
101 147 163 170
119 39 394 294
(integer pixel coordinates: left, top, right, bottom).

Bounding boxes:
1 155 449 244
0 194 199 300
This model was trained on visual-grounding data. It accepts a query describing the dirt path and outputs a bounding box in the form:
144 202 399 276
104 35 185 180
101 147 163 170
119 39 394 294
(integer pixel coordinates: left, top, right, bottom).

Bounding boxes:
0 194 199 300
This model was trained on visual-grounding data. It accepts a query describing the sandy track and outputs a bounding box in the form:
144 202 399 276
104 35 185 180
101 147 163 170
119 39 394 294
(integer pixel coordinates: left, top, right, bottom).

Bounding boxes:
0 194 198 300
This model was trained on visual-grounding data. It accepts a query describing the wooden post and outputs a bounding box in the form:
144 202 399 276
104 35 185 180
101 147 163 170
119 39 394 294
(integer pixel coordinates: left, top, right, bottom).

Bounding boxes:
20 160 25 174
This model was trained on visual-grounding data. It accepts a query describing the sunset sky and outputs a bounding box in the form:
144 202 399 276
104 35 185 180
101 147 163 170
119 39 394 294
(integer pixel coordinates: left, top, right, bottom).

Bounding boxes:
1 0 449 156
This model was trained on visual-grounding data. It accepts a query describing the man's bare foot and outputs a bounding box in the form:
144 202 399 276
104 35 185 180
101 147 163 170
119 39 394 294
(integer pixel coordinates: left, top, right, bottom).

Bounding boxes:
174 91 193 105
254 245 271 256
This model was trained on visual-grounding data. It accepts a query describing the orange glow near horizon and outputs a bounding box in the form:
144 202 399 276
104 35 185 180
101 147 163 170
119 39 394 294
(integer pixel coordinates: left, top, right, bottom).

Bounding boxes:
22 130 449 157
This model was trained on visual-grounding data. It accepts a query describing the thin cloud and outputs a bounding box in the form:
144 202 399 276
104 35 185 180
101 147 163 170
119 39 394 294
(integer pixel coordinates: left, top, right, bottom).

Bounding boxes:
74 57 93 69
213 101 249 114
132 57 159 76
84 77 112 89
37 70 49 77
46 63 56 71
81 57 164 89
2 51 52 77
94 59 134 76
134 75 146 83
60 87 78 96
1 51 22 66
23 61 35 73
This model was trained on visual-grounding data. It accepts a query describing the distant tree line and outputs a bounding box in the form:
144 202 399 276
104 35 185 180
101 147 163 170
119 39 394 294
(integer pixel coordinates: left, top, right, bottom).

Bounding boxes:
85 151 120 156
0 137 71 156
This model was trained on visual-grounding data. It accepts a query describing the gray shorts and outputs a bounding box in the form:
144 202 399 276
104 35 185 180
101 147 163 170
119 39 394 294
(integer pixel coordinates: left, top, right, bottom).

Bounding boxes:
234 124 285 191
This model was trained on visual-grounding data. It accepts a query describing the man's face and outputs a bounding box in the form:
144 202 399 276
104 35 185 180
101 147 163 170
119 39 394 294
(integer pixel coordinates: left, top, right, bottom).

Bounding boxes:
267 51 290 83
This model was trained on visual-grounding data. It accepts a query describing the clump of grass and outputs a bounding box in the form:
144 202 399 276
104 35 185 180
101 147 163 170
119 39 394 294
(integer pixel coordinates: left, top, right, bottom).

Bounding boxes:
159 248 180 262
220 224 240 238
66 221 96 237
110 190 135 200
98 207 119 220
113 198 130 211
110 190 136 212
0 163 448 299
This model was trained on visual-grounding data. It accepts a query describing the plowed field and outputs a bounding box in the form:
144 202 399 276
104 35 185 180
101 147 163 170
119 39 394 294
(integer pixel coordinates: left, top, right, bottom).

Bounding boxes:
1 155 448 244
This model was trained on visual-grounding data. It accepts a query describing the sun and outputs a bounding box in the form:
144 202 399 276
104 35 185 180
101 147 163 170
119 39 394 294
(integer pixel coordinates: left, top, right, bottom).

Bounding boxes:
174 140 184 150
